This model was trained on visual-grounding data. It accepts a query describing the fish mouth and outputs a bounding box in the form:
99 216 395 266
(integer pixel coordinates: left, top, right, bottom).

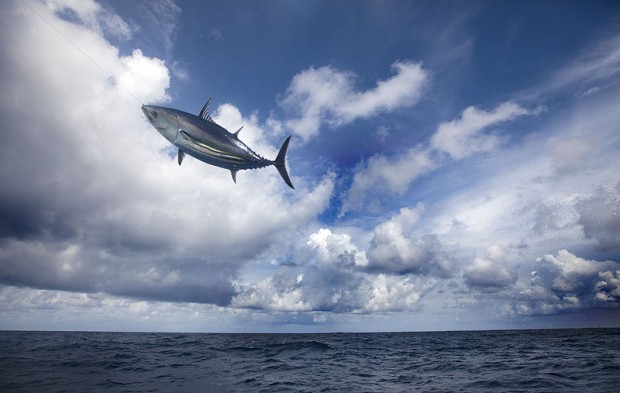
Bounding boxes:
142 106 152 123
141 105 151 120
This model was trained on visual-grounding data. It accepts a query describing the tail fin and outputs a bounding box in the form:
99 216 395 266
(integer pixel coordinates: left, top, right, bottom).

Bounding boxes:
274 136 294 189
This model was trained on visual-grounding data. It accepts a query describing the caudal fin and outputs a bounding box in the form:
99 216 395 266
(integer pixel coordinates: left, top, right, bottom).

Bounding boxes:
274 136 294 189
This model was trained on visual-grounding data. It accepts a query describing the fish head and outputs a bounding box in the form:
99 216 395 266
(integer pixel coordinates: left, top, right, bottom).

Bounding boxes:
142 105 179 143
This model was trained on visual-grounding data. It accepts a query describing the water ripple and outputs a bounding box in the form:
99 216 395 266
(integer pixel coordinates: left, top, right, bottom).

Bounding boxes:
0 329 619 392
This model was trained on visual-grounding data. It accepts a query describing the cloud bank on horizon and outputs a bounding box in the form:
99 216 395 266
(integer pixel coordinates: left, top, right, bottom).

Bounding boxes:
0 0 618 332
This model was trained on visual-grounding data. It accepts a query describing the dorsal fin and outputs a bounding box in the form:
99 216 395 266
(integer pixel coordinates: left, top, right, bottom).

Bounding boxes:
233 126 244 137
198 98 213 122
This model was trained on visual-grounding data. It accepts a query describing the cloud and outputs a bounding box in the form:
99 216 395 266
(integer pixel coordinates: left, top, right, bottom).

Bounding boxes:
430 102 532 160
359 274 434 312
0 0 333 306
478 247 620 318
550 135 600 174
0 239 238 305
232 264 435 313
119 49 171 102
340 101 532 216
532 202 572 235
340 148 435 216
535 33 620 98
50 0 134 41
128 0 182 56
171 58 190 81
367 204 452 277
595 270 620 302
280 61 428 140
232 239 365 312
0 284 239 332
463 245 517 292
233 270 315 312
575 184 620 251
538 250 617 295
307 228 368 268
334 37 620 315
315 75 620 318
4 1 620 331
520 250 620 314
504 250 620 317
233 221 441 313
423 83 620 248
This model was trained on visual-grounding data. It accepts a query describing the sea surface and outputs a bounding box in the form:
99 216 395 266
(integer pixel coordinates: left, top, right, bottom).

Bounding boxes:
1 328 619 392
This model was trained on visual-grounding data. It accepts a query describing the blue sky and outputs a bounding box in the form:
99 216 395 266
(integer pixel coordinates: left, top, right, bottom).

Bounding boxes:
0 0 619 332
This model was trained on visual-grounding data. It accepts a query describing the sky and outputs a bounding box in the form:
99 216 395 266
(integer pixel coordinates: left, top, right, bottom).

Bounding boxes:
0 0 619 333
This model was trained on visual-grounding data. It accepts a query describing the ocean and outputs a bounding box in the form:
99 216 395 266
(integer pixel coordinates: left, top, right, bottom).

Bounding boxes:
1 329 618 392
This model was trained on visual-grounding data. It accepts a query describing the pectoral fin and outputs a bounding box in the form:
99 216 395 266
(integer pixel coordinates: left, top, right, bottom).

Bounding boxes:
177 149 186 165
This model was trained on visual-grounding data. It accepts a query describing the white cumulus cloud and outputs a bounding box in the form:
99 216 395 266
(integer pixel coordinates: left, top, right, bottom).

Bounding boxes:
431 101 532 160
360 274 434 312
280 61 428 141
307 228 368 268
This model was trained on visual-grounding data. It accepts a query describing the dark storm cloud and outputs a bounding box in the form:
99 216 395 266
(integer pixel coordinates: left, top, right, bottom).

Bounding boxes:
0 238 239 305
503 250 620 317
536 250 618 299
0 87 100 242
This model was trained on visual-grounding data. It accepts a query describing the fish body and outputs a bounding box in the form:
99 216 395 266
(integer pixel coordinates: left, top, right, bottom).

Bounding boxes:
142 99 294 189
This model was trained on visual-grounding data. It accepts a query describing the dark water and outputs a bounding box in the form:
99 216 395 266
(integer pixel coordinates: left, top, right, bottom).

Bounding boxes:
1 329 619 392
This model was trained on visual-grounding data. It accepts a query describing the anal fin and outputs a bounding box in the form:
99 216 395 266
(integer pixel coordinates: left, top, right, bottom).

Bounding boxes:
230 170 238 183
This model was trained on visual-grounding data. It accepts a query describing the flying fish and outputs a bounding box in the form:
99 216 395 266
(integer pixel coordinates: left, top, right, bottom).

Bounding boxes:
142 98 294 189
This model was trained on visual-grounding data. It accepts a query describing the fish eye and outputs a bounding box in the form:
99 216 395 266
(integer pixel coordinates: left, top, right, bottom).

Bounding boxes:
151 111 158 118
